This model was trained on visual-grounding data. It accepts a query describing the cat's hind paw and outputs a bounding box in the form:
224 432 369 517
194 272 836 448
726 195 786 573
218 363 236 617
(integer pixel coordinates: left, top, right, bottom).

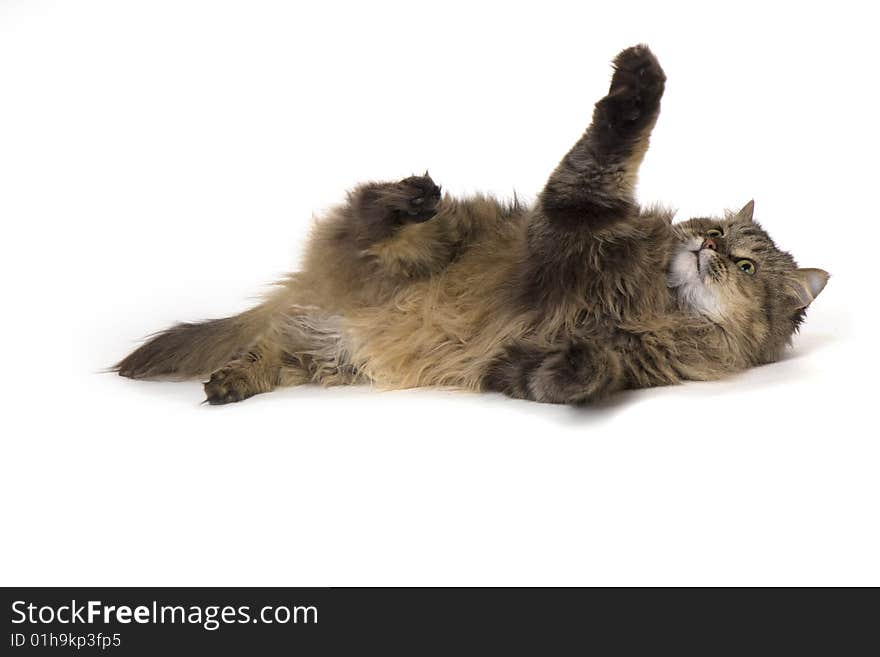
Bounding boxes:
390 173 443 224
360 173 443 226
203 366 256 405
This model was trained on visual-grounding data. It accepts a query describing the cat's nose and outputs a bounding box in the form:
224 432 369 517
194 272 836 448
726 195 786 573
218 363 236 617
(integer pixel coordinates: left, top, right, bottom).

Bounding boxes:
701 237 717 251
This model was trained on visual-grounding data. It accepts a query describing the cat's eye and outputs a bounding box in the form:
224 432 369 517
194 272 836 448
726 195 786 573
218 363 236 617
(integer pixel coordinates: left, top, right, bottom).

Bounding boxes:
736 259 756 275
706 228 723 238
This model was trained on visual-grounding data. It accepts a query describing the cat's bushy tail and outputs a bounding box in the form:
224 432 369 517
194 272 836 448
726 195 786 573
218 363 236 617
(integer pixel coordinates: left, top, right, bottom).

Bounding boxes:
114 310 263 381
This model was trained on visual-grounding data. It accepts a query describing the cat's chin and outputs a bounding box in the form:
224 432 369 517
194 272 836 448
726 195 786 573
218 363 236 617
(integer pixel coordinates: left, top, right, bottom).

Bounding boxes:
667 243 699 287
667 245 726 320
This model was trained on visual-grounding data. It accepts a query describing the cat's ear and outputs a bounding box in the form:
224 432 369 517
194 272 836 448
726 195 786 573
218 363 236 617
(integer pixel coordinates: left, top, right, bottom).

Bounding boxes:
790 268 829 309
734 200 755 223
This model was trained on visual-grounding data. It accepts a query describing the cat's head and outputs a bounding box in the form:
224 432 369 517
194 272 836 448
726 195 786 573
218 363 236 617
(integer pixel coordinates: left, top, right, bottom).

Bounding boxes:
667 201 828 363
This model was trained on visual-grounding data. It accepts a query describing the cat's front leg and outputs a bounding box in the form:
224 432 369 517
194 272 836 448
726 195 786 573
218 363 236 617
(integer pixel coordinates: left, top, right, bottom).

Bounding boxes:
482 340 625 404
538 45 666 232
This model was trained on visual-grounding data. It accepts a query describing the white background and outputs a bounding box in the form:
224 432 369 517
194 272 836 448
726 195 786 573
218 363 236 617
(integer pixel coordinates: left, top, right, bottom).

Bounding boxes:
1 0 877 586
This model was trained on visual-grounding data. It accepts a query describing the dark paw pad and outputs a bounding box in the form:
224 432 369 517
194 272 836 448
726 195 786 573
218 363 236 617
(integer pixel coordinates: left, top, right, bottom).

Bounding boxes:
355 173 443 236
203 368 254 405
395 173 443 223
602 44 666 129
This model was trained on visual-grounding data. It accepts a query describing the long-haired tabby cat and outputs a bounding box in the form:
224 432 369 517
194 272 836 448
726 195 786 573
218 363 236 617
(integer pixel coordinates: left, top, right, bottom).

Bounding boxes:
116 45 828 405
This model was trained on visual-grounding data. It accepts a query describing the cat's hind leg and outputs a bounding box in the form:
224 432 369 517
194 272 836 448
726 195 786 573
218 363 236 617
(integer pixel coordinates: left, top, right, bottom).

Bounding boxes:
202 309 362 404
203 338 283 405
310 172 458 282
277 309 363 388
347 173 443 249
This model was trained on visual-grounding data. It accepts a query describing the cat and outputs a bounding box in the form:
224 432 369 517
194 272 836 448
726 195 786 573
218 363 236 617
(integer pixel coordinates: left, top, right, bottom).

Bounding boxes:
115 45 828 405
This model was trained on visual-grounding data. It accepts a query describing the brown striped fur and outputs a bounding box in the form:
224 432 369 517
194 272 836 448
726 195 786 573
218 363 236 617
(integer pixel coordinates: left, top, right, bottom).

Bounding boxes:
115 46 828 405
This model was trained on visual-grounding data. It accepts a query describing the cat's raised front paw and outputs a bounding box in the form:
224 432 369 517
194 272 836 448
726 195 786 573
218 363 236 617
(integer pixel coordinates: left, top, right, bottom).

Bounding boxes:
600 44 666 130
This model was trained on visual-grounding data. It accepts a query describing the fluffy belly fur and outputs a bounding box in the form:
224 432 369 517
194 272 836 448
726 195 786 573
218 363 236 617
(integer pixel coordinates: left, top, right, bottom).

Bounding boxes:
299 197 532 391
